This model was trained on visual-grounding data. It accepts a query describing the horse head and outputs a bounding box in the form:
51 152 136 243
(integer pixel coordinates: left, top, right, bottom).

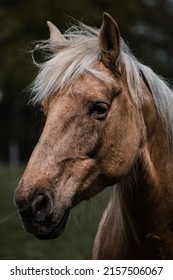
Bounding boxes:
15 14 143 240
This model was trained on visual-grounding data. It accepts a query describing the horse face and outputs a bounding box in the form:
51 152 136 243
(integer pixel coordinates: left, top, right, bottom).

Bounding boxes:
15 13 143 239
15 63 142 240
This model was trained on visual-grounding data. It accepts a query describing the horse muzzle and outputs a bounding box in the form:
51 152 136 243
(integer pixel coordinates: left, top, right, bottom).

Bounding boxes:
14 188 70 240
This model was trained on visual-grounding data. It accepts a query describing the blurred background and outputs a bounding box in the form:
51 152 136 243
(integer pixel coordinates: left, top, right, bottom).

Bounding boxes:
0 0 173 259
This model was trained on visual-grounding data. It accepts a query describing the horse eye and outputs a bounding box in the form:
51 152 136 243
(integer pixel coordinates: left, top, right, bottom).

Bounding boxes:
90 102 109 119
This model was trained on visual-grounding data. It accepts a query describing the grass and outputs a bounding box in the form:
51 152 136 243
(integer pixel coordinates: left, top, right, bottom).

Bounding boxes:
0 164 110 260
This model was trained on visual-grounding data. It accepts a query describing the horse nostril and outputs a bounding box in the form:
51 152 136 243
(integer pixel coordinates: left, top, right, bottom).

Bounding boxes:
32 193 53 223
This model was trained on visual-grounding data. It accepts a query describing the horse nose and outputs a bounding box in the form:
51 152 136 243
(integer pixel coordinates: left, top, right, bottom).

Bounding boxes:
15 188 53 224
31 193 53 223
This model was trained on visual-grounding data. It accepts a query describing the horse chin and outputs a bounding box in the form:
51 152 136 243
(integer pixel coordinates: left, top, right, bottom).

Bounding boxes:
34 208 70 240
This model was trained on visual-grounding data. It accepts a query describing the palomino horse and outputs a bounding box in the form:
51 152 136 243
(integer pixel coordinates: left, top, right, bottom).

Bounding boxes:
15 13 173 259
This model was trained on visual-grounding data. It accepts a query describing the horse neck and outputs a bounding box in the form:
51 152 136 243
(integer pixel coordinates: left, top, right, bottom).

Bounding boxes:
118 81 173 258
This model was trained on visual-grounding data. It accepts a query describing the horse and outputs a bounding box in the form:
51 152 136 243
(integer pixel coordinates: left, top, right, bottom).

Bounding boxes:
14 13 173 259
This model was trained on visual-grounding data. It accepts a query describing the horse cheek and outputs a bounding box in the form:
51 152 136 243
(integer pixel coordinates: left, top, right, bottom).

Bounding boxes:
98 121 140 182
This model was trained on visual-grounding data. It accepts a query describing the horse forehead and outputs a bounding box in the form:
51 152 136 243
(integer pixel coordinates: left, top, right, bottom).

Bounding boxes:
73 75 107 92
49 78 112 108
46 65 117 111
70 73 116 100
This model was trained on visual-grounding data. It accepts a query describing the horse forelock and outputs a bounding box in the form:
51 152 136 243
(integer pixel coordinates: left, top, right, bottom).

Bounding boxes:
31 25 104 104
31 21 173 143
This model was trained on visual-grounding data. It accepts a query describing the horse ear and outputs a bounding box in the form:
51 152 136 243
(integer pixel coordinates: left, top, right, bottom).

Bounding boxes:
99 13 120 68
47 21 67 53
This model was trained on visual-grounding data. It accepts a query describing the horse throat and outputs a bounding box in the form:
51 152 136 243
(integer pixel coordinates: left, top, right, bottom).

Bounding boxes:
118 150 166 259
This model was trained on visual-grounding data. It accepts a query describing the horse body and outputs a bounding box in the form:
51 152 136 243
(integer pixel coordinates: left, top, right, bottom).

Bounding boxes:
15 13 173 259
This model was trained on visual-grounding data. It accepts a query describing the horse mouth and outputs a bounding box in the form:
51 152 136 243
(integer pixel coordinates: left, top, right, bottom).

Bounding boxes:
35 208 70 240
